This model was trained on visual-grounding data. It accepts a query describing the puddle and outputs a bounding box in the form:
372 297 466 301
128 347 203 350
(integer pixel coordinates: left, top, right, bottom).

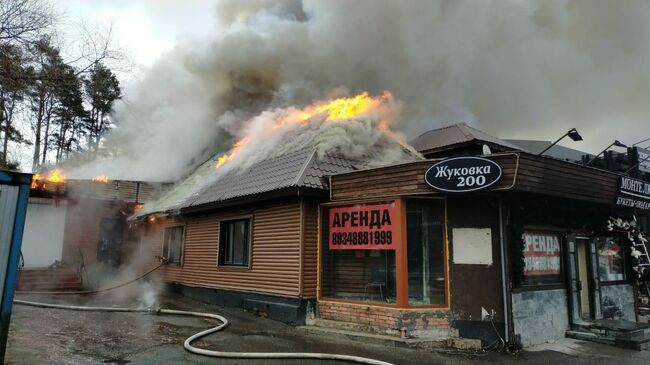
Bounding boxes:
102 359 130 365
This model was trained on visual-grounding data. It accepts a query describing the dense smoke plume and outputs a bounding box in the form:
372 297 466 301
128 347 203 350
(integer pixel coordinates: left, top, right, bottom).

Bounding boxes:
69 0 650 181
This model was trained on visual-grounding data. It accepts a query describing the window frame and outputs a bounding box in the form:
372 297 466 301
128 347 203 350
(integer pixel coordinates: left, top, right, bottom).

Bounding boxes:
218 216 253 269
163 225 186 266
318 196 450 310
594 236 628 284
404 197 449 308
519 229 565 288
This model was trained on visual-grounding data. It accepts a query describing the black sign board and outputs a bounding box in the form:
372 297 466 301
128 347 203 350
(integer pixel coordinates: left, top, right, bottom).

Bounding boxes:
424 157 502 193
616 176 650 211
633 147 650 174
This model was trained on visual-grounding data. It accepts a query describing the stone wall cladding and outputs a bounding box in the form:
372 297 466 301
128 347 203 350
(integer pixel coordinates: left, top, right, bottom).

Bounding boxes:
512 289 569 347
601 284 636 321
318 301 450 335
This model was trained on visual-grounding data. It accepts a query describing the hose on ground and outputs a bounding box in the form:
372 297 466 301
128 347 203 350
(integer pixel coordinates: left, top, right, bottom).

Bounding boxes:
14 299 395 365
15 263 165 295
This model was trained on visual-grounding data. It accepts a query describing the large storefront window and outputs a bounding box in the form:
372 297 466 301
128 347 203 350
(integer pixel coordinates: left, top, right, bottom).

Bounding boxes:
321 202 397 304
521 231 563 286
596 237 626 282
406 200 446 305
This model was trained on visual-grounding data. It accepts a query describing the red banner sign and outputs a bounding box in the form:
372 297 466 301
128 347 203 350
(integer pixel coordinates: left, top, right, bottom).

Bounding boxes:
522 232 561 276
329 203 396 250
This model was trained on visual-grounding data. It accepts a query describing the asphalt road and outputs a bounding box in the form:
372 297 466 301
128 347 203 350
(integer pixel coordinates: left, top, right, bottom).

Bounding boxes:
5 291 650 365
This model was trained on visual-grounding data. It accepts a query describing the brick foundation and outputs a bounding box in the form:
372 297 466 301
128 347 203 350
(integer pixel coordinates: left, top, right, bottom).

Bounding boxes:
317 301 452 337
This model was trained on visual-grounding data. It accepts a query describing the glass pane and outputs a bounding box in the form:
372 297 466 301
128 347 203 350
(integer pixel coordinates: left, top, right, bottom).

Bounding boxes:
321 249 397 304
171 227 183 263
596 237 625 281
163 233 170 260
320 204 397 304
521 232 563 285
221 219 250 266
232 220 247 265
406 200 445 305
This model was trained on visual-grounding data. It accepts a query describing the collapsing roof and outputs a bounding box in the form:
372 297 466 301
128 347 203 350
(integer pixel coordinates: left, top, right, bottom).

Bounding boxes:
133 137 420 219
29 178 165 204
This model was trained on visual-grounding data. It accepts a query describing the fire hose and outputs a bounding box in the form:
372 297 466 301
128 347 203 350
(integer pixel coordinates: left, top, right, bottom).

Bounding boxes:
15 263 166 295
13 299 395 365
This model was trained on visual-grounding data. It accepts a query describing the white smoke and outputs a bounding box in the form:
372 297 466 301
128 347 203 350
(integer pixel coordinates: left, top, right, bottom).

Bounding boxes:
69 0 650 181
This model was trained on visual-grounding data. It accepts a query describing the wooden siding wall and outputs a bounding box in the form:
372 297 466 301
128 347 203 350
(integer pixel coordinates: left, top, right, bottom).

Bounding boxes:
331 154 518 201
331 153 620 205
302 199 319 298
67 180 162 202
141 200 306 298
513 153 618 205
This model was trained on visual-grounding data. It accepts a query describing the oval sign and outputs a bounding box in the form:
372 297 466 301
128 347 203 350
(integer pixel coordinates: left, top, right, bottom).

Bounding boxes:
424 157 502 193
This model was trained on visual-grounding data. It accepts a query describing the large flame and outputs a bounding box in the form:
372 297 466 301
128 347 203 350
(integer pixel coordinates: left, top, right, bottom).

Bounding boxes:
31 168 67 189
215 92 392 169
294 91 390 122
92 175 109 183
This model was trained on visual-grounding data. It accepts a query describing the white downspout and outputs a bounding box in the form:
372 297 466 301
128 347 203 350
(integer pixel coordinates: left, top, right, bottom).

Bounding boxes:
498 198 510 343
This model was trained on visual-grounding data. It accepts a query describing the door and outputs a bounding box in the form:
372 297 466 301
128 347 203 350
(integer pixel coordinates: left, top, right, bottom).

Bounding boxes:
576 238 592 320
97 218 123 267
587 239 602 319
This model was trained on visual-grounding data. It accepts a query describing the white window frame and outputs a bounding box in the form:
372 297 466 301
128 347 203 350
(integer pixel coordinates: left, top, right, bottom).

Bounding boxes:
163 225 185 266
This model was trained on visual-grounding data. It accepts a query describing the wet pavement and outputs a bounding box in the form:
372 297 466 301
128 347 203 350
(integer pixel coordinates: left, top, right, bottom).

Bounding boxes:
5 290 650 365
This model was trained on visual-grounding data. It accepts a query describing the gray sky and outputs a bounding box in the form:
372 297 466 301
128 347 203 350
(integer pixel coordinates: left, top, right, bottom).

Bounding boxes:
36 1 650 179
58 0 215 67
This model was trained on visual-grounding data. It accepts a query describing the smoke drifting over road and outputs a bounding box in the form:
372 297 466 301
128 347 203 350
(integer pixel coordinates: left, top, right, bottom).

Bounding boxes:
70 0 650 181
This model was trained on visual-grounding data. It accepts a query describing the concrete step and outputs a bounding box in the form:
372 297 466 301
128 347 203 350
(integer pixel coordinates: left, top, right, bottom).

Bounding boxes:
297 325 480 351
17 268 82 291
566 330 615 345
303 318 481 351
566 328 650 351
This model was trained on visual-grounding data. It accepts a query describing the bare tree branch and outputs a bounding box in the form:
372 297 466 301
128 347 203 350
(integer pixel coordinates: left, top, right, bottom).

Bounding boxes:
0 0 55 45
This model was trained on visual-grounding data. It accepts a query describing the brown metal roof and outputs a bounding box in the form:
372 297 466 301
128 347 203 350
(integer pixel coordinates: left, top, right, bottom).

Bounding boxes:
184 147 375 209
131 148 368 218
133 141 420 218
410 122 524 154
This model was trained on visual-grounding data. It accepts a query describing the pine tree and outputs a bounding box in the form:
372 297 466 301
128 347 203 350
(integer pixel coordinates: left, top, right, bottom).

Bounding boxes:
83 63 120 152
0 42 31 168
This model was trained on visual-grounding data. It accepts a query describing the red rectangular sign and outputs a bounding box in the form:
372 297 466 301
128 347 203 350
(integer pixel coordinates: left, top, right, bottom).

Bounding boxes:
328 203 396 250
522 232 561 276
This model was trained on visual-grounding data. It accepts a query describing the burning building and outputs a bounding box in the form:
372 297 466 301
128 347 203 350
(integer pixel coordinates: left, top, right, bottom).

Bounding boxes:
20 171 165 290
129 112 650 349
130 93 420 322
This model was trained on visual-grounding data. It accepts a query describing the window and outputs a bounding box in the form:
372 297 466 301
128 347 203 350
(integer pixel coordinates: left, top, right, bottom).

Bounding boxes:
219 218 251 267
321 203 397 304
163 226 184 265
406 200 446 305
521 231 563 286
596 237 626 282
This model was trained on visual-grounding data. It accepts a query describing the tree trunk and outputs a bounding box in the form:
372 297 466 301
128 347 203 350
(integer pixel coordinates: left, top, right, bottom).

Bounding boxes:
95 111 103 152
32 88 45 170
0 92 5 167
41 95 53 165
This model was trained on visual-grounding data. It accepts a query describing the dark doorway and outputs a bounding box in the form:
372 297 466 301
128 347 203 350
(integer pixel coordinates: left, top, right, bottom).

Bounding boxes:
575 238 593 320
97 218 123 266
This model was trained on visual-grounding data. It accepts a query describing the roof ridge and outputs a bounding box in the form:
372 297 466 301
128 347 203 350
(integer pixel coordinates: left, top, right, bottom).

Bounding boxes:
414 122 463 138
456 122 476 140
294 149 317 187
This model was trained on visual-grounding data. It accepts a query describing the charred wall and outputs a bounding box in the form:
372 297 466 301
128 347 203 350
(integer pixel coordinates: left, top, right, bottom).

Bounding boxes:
61 198 136 269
